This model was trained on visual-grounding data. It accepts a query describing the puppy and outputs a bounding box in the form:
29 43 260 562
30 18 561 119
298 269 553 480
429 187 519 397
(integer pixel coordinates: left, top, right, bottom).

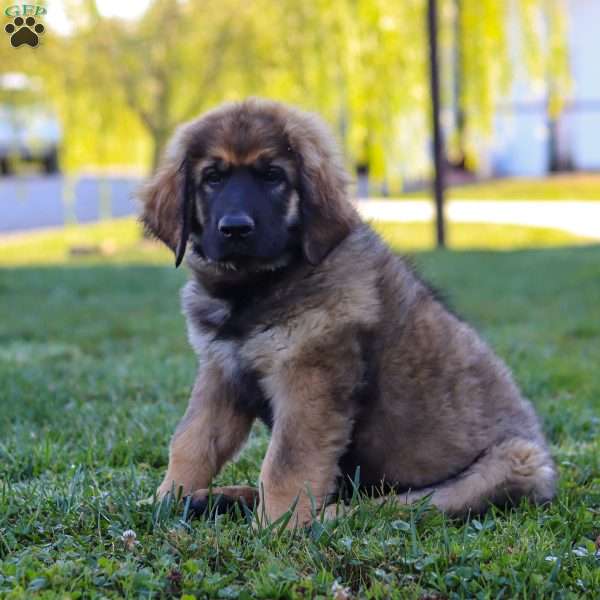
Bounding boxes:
140 98 556 526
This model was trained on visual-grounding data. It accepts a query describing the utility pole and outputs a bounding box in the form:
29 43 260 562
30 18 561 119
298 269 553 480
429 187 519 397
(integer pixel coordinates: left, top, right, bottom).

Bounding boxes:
427 0 446 247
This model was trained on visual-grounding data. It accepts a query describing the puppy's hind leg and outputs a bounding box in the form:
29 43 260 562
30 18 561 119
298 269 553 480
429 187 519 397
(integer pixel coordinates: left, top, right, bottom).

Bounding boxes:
389 438 556 516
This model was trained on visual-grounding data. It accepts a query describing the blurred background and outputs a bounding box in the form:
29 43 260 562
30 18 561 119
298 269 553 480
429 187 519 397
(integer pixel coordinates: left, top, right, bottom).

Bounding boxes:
3 4 600 595
0 0 599 252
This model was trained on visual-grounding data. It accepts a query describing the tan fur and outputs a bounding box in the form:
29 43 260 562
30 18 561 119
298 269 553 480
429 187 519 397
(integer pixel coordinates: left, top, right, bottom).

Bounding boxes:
214 146 279 165
138 163 183 252
157 361 254 499
143 98 556 527
285 191 300 226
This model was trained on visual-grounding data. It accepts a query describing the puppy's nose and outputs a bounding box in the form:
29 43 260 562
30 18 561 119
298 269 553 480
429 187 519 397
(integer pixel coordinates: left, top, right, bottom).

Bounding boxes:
218 214 255 238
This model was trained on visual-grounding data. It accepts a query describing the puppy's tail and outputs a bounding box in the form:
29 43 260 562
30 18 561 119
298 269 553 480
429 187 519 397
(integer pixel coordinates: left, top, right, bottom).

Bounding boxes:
387 438 557 516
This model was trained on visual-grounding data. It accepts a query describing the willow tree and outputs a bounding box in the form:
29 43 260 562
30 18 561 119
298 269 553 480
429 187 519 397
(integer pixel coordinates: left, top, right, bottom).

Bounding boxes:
88 0 254 169
35 0 273 170
29 0 570 182
248 0 571 190
446 0 571 172
235 0 430 191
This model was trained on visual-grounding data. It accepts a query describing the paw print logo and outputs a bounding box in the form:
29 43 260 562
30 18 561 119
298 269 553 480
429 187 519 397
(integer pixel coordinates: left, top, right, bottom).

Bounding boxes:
5 16 45 48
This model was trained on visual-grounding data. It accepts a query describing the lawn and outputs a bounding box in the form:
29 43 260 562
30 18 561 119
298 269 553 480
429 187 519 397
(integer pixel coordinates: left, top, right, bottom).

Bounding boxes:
404 173 600 201
0 217 593 267
1 220 599 598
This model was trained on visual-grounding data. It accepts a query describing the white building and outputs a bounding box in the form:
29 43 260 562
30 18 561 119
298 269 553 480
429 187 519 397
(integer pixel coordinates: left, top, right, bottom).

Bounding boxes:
490 0 600 176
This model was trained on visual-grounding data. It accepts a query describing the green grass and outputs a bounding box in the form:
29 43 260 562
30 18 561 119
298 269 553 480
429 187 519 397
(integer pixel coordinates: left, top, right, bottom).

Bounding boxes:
404 173 600 201
1 221 599 598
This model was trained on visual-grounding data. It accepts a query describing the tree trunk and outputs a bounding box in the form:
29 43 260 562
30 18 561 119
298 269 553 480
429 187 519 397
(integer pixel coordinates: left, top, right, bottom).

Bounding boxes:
453 0 467 170
427 0 446 248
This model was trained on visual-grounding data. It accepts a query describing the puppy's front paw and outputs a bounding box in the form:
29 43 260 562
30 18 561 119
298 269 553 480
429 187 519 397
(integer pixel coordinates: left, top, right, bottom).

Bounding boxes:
156 479 186 502
186 489 238 518
187 486 259 519
136 482 184 509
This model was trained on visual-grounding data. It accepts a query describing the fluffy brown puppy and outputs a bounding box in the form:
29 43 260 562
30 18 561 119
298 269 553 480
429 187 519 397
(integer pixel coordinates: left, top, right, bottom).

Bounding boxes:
140 98 556 527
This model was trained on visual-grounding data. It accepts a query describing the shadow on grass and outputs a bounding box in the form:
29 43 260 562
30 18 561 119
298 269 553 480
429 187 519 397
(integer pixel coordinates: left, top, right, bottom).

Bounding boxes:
2 246 600 445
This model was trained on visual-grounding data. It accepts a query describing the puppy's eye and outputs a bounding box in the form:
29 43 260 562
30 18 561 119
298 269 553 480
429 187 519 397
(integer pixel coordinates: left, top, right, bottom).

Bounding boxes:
262 166 286 184
203 169 223 186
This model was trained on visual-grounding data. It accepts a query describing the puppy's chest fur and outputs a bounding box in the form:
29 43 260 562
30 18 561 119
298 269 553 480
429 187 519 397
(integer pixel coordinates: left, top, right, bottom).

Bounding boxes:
181 254 381 425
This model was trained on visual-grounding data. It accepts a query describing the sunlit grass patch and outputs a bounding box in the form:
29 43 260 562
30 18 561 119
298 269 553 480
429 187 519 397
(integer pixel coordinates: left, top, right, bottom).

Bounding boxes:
405 173 600 201
0 217 593 267
0 218 170 267
375 221 594 251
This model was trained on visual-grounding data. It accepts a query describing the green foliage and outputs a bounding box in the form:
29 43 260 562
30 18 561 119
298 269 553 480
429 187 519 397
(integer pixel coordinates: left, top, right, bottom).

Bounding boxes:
1 225 599 597
450 0 571 169
455 0 511 165
2 0 571 181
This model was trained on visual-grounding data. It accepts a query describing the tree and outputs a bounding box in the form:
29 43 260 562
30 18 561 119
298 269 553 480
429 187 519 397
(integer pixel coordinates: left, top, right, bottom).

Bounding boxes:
447 0 571 172
25 0 570 183
88 0 247 169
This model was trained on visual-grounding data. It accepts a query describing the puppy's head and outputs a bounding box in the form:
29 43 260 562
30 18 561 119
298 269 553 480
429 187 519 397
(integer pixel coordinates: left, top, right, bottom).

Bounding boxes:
139 99 359 272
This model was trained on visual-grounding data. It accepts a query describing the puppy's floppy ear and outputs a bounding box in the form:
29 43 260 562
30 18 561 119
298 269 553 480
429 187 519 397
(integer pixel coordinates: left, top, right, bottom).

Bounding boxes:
139 155 195 268
293 126 359 266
